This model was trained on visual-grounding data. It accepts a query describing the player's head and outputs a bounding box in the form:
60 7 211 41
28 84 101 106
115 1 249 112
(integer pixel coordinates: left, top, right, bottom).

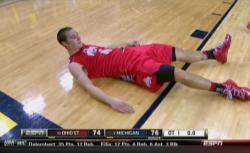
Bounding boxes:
57 27 83 51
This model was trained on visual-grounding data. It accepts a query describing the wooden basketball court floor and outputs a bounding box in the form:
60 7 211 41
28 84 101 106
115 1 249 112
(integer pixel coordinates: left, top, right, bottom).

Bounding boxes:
0 0 250 139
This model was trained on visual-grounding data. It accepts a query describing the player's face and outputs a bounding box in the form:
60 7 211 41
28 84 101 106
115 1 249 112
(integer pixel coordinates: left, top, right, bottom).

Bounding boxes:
64 29 83 50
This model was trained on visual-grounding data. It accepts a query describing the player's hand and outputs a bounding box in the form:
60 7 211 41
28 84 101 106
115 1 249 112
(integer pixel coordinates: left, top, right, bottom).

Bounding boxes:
109 99 134 113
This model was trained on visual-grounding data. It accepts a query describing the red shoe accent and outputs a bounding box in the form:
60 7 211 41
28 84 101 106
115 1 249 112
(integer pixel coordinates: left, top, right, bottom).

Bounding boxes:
247 22 250 30
214 34 232 64
222 80 250 101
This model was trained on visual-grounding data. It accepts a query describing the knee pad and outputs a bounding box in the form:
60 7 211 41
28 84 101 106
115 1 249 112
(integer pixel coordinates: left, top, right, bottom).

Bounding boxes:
154 65 175 83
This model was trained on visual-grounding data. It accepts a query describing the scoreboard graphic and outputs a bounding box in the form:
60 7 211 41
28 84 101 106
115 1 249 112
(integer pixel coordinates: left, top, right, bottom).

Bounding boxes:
1 129 250 148
20 129 208 139
1 129 230 147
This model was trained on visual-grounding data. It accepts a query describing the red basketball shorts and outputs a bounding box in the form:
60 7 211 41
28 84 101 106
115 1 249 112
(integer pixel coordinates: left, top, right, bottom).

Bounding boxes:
134 43 174 92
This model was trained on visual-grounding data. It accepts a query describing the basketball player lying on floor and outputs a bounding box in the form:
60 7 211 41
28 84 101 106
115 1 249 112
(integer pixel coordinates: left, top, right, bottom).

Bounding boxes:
57 27 250 113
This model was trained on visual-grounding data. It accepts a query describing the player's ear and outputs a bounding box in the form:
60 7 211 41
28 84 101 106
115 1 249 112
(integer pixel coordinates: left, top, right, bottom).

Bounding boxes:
62 41 69 48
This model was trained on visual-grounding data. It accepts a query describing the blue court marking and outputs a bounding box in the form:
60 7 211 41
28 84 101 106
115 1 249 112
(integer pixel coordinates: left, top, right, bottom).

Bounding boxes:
0 91 62 140
133 0 238 129
191 30 208 39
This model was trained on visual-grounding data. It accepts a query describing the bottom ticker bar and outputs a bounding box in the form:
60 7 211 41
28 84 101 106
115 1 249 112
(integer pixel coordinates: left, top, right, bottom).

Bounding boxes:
1 146 250 153
2 139 250 148
2 139 201 147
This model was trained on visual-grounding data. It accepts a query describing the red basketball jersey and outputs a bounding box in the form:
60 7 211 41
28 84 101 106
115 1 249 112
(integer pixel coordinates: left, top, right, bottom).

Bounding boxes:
69 43 173 92
69 44 155 79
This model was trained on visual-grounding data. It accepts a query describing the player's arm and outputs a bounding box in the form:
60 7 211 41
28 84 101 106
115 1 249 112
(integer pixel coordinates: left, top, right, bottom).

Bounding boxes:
68 62 134 113
107 40 140 49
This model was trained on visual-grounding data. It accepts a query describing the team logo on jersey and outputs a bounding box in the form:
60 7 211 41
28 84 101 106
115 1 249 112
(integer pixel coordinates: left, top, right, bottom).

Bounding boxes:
99 49 113 55
120 75 134 82
143 76 152 88
85 47 98 56
84 47 113 56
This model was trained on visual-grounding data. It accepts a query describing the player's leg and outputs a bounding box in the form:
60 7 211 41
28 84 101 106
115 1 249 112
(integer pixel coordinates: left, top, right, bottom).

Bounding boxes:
155 65 212 90
174 68 250 101
174 48 205 63
175 34 231 64
154 65 250 101
174 68 218 91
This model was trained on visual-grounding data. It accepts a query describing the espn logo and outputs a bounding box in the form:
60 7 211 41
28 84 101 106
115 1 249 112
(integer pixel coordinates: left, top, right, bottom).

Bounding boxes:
203 140 223 146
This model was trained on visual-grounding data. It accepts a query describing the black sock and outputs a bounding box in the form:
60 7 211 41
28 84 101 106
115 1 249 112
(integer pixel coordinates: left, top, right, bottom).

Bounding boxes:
204 49 216 59
210 82 226 94
215 84 226 93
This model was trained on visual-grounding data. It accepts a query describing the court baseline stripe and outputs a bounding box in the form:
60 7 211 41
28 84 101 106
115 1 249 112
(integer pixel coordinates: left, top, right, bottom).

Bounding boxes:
133 0 238 129
0 91 62 140
0 0 23 7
